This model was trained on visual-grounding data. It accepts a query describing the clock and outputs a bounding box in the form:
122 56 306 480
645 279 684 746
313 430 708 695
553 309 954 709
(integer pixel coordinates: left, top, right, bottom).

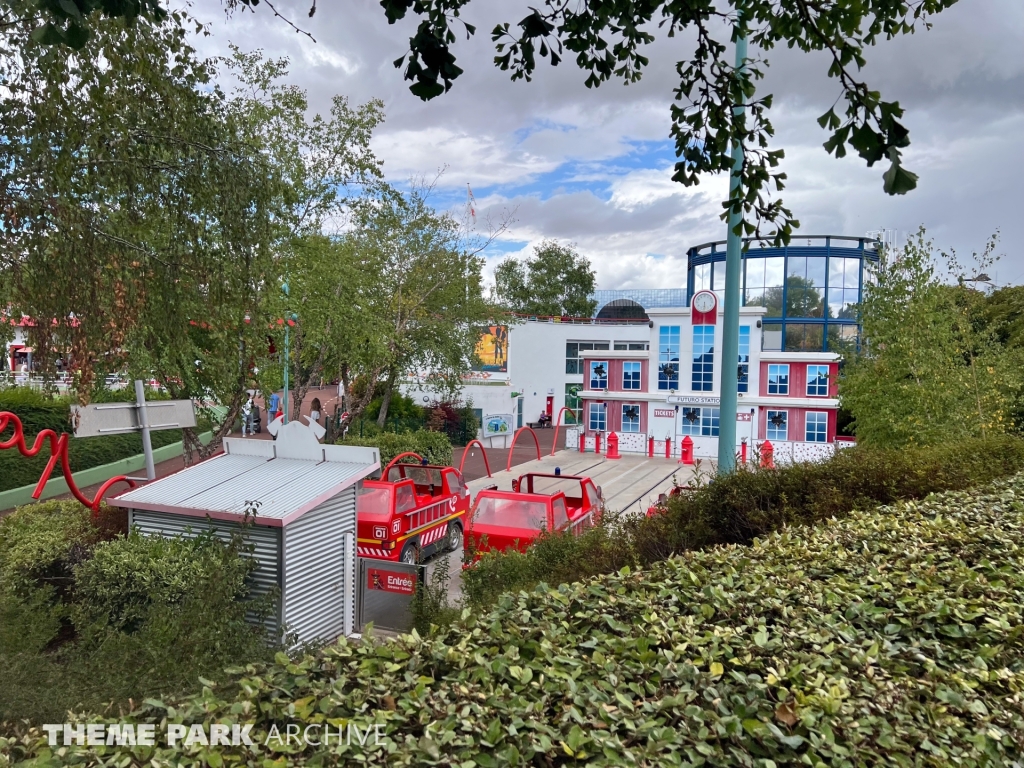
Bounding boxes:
692 290 716 313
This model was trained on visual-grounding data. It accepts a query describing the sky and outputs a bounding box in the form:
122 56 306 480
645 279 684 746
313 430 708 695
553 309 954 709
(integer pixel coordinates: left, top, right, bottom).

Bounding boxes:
189 0 1024 291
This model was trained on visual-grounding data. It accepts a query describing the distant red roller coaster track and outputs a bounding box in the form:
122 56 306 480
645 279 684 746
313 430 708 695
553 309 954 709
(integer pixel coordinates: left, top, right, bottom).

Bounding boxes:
0 412 136 516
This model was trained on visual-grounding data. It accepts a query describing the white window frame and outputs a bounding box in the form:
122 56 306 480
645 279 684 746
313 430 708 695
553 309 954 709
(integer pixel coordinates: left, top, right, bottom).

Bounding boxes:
805 411 828 442
766 410 789 441
767 364 790 395
622 361 641 390
621 404 641 433
589 402 607 431
806 365 829 397
589 360 608 390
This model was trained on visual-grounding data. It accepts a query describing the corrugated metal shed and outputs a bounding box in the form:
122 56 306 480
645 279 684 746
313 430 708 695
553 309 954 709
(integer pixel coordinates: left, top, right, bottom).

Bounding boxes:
112 422 378 645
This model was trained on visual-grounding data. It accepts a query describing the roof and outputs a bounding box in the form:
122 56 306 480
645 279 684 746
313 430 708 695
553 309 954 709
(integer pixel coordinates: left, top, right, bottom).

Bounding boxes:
110 421 379 527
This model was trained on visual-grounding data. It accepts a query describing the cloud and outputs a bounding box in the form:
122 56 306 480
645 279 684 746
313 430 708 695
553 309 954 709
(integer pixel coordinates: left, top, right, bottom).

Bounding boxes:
186 0 1024 288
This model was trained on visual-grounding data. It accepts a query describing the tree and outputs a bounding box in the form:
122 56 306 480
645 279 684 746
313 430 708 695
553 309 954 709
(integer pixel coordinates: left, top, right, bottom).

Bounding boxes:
378 0 953 241
0 3 282 462
494 241 597 317
221 48 385 422
839 230 1022 448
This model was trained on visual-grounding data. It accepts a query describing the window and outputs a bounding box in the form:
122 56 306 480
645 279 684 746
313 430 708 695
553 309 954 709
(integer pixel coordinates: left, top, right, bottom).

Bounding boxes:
738 326 750 393
766 410 788 441
614 341 649 350
807 365 829 396
621 404 641 433
589 360 608 390
551 497 569 530
767 364 789 395
566 341 609 374
680 407 719 436
565 384 582 424
692 325 714 392
623 361 641 390
658 326 680 390
805 411 828 442
589 402 606 431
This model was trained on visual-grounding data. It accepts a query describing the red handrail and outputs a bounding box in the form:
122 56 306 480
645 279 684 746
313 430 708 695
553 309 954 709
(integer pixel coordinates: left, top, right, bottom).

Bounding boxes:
382 451 423 478
0 411 136 516
506 426 541 472
458 439 492 478
549 406 576 456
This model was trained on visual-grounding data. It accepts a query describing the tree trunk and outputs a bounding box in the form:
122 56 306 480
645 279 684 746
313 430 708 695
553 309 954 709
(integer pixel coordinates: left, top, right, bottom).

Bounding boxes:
182 392 244 466
376 368 398 428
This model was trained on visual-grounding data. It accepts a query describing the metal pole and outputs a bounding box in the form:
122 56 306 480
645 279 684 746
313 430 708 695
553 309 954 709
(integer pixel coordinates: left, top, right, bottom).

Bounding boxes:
283 323 289 425
135 379 156 481
717 20 748 475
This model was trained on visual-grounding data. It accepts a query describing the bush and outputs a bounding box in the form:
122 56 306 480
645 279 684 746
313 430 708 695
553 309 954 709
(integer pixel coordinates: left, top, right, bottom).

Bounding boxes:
6 474 1023 764
462 434 1024 609
340 428 453 467
0 502 275 725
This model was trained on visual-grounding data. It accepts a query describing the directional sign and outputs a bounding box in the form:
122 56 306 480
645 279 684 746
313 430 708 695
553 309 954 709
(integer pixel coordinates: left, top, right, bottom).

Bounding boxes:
71 399 196 438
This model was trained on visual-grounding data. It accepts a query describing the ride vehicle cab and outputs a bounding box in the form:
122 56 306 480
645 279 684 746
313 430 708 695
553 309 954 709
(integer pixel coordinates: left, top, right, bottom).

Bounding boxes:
465 473 601 561
356 460 470 564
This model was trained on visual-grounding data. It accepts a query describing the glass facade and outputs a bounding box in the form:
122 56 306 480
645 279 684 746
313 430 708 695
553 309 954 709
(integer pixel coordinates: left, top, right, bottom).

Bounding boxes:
738 326 750 393
686 236 878 352
692 325 714 392
658 326 680 390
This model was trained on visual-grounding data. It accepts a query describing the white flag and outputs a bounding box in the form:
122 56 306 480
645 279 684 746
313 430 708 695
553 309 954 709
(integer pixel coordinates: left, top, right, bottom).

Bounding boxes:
467 184 476 223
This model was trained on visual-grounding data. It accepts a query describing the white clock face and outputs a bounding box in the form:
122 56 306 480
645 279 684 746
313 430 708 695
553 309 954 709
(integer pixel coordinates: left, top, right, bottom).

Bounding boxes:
693 292 716 313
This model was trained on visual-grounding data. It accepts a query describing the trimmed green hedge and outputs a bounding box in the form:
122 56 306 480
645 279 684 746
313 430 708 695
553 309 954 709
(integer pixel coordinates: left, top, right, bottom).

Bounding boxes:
462 435 1024 608
338 429 453 467
4 474 1023 764
0 388 183 493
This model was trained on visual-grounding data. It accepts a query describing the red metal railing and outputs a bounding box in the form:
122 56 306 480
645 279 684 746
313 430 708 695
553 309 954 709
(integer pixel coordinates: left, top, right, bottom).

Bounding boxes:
458 439 492 478
0 411 136 516
382 451 423 478
506 426 541 472
549 406 576 456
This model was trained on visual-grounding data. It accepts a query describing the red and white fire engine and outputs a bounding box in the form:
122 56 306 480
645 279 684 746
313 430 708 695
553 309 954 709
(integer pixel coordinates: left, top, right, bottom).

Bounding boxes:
356 457 470 564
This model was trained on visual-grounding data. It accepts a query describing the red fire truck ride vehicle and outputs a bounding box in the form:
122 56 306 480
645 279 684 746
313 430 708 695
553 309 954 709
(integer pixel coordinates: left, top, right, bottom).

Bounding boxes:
356 460 470 564
465 472 601 561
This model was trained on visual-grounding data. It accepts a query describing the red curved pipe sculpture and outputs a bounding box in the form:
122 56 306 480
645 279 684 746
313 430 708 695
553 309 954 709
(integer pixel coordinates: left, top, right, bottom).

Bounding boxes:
506 426 541 472
0 411 136 516
458 439 492 478
382 451 423 477
549 406 576 456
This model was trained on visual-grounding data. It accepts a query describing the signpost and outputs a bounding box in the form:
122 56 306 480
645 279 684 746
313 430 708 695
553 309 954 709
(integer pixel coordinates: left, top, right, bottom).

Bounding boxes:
71 380 196 481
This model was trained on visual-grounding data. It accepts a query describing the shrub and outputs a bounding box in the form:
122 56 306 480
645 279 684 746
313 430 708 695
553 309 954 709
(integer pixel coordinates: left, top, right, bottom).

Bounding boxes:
462 434 1024 609
340 429 453 467
72 530 258 633
6 474 1023 764
0 500 107 593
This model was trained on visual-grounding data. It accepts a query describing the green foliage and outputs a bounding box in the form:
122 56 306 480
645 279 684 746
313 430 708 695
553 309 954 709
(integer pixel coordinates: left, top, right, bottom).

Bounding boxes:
365 391 425 425
7 472 1024 764
0 501 102 592
493 240 597 317
841 231 1023 447
72 531 257 633
462 435 1024 608
0 502 274 724
340 429 453 467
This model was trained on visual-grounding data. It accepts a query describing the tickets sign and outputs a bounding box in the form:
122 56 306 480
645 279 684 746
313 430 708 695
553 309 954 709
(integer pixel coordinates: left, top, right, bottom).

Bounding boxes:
653 409 675 418
366 568 417 595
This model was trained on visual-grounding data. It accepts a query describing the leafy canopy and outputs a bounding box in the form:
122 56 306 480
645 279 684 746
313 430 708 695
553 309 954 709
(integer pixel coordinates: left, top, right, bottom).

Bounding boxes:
494 241 597 318
380 0 957 242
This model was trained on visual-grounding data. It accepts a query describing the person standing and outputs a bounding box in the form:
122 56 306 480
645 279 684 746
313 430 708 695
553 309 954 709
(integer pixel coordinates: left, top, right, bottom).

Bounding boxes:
309 397 321 427
241 395 254 437
268 391 281 425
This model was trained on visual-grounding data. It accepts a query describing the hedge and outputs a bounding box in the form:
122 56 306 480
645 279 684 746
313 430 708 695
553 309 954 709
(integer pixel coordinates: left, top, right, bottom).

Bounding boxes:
338 429 453 468
461 434 1024 608
3 473 1022 764
0 388 185 493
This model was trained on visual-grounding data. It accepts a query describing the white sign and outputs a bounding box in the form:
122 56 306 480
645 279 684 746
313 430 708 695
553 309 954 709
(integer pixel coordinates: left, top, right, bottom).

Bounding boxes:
71 400 196 437
483 413 513 437
666 395 720 405
737 413 752 422
653 409 675 418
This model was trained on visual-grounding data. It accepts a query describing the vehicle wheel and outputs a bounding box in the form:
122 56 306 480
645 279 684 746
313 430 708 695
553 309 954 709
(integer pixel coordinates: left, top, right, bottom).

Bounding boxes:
446 522 463 553
399 544 419 565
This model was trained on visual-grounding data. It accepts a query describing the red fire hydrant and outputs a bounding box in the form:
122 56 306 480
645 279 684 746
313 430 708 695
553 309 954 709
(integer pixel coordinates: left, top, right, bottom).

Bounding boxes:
606 431 621 460
680 435 694 465
760 440 775 469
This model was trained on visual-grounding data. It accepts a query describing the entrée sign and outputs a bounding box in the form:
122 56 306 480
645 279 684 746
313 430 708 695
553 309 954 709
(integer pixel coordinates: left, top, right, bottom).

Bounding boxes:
367 568 417 595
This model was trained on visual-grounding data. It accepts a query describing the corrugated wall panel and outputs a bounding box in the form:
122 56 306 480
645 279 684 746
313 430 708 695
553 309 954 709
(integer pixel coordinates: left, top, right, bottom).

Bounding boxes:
281 488 356 645
129 509 282 638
